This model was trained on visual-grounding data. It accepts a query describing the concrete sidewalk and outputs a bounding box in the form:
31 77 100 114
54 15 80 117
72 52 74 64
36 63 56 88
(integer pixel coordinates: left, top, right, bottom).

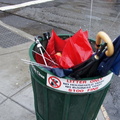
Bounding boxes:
0 22 109 120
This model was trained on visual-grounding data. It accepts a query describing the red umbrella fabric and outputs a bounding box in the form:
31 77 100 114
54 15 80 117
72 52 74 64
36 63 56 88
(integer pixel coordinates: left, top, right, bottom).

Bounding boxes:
35 29 93 69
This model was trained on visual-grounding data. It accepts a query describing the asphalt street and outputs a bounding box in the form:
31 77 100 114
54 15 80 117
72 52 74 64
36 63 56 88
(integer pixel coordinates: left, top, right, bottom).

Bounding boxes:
0 0 120 120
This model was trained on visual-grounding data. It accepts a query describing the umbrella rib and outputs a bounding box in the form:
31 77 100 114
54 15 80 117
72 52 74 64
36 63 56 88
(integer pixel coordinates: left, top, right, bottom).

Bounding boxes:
39 46 48 66
32 50 59 66
41 44 55 64
21 59 54 68
34 36 59 66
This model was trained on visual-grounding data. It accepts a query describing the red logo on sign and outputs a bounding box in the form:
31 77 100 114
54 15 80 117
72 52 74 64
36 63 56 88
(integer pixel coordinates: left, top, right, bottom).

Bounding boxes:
48 76 61 88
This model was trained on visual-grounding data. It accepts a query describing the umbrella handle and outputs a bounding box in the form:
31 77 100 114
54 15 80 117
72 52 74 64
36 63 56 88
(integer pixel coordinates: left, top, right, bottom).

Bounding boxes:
96 31 114 57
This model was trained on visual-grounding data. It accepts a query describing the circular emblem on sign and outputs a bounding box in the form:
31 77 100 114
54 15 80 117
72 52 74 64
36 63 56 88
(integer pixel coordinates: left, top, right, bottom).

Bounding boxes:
48 76 61 88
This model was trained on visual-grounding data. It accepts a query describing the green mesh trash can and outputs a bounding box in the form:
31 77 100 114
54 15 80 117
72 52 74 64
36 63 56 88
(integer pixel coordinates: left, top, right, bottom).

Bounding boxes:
29 34 113 120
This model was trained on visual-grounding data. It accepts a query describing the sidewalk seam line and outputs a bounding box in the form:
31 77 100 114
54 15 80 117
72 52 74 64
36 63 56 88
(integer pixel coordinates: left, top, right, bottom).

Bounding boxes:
0 82 32 100
0 83 35 114
0 98 8 105
10 82 32 98
0 47 31 56
10 98 35 114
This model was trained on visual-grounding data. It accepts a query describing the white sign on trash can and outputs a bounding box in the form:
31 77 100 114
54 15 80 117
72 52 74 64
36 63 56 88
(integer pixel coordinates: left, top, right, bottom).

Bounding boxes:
47 73 113 93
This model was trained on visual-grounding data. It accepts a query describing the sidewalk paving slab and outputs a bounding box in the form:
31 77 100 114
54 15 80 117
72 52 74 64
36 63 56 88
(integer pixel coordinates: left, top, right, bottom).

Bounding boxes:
0 49 31 97
11 84 35 113
0 99 36 120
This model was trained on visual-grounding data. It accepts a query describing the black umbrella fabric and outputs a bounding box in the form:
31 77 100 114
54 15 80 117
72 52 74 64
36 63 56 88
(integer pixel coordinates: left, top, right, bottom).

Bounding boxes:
69 43 106 79
69 31 114 79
